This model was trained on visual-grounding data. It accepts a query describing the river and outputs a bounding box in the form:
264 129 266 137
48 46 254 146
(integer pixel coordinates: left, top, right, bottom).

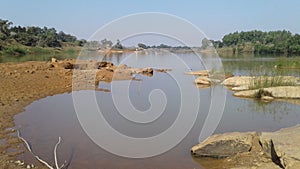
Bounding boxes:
14 52 300 169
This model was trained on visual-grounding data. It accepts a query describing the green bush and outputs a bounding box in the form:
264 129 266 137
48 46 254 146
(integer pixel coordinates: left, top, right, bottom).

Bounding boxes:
254 89 273 99
3 46 26 56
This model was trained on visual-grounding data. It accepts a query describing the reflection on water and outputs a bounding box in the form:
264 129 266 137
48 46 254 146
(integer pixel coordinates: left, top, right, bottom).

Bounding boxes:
215 91 300 134
248 100 291 121
14 53 300 168
222 57 300 76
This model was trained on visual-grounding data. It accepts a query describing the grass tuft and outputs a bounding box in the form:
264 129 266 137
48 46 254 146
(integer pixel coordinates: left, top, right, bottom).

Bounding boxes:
249 66 298 89
254 89 273 99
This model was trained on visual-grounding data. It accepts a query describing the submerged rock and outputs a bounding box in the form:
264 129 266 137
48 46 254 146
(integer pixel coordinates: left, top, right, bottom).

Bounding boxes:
155 68 171 73
261 96 275 102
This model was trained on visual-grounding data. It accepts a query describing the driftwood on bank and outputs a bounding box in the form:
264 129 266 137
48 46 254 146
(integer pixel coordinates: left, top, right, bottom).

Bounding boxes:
17 130 66 169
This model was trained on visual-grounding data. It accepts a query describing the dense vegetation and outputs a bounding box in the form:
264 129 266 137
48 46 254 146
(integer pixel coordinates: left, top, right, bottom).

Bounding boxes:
137 43 190 49
85 40 190 51
208 30 300 55
2 18 300 58
0 19 86 56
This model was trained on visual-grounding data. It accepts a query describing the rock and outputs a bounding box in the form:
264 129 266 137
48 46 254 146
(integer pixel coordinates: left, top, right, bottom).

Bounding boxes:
155 68 171 73
52 61 74 69
192 125 300 169
99 61 114 68
210 78 222 84
223 76 300 89
255 163 282 169
116 64 128 70
74 63 88 70
132 68 153 74
14 160 24 166
259 138 275 159
261 125 300 169
86 61 101 69
146 67 153 73
195 84 210 89
191 132 255 158
105 67 114 72
51 57 57 63
259 138 283 169
132 68 143 74
195 76 211 85
234 86 300 99
225 72 234 79
233 89 258 98
232 85 249 91
185 70 209 76
48 63 55 68
261 96 274 102
231 163 282 169
222 76 254 87
264 86 300 99
61 62 74 69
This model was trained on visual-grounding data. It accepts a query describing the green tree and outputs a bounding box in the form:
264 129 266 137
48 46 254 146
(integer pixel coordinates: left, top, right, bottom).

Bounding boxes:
100 38 113 48
112 39 123 49
138 43 147 49
0 19 12 40
201 38 212 49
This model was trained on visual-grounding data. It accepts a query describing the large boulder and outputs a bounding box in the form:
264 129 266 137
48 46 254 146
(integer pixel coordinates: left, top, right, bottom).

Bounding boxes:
260 125 300 169
191 132 256 158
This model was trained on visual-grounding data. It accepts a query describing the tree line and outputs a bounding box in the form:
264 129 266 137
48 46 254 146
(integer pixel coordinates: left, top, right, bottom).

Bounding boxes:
0 19 86 48
209 30 300 55
2 18 300 56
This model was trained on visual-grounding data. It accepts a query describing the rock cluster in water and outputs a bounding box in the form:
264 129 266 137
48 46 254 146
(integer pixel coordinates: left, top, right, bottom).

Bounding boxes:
191 125 300 169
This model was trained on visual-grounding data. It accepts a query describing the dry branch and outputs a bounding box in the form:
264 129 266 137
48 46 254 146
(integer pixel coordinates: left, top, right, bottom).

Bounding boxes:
17 130 65 169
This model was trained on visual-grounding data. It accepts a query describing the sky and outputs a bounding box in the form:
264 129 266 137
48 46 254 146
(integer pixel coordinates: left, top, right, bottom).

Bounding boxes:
1 0 300 44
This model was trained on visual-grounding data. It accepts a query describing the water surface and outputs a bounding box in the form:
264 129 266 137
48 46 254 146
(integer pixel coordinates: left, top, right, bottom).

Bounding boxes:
14 53 300 168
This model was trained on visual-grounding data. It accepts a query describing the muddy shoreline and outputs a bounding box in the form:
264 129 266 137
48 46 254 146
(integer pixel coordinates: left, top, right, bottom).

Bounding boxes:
0 61 74 168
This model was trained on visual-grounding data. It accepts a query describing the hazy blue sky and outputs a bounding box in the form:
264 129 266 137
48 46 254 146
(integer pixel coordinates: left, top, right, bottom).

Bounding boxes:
1 0 300 41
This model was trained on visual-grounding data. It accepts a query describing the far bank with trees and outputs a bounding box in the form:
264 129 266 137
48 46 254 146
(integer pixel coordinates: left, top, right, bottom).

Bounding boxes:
205 30 300 56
